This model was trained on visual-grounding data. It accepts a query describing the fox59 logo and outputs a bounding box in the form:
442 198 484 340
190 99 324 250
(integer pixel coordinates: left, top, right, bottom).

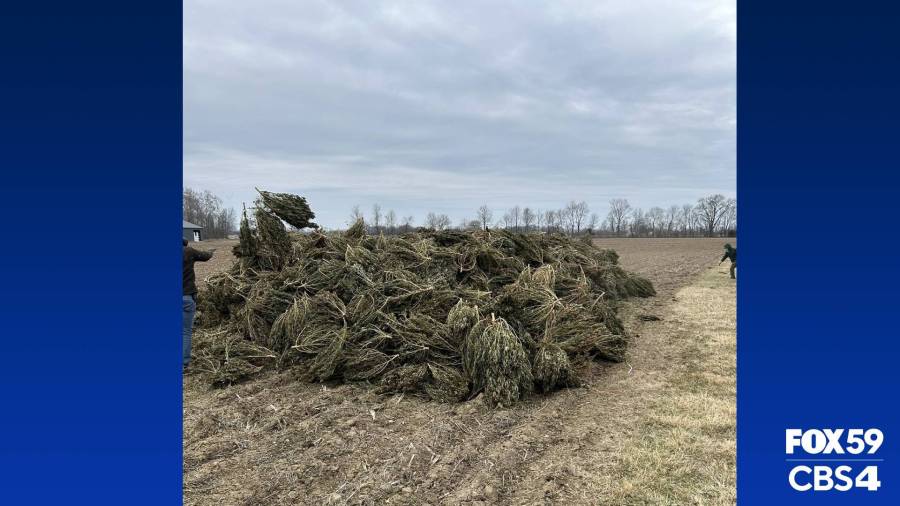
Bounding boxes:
786 429 883 492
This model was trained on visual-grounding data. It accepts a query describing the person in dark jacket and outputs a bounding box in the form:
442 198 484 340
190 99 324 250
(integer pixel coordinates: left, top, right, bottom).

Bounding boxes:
720 243 736 279
184 238 214 367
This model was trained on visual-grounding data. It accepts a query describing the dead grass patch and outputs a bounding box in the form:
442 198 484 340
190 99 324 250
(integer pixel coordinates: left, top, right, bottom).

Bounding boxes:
184 239 735 505
609 267 736 505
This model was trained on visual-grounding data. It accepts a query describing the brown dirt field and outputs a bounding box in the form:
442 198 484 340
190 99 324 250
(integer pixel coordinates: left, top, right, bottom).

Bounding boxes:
184 238 736 505
191 238 238 289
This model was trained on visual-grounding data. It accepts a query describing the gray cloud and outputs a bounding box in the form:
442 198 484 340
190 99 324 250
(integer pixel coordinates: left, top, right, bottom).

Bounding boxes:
184 0 735 228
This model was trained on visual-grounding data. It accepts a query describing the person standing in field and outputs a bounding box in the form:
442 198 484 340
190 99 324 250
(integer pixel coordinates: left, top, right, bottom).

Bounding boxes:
720 243 736 279
183 238 214 369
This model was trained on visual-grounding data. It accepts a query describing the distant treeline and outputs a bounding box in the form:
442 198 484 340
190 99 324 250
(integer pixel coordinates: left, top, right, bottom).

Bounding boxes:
351 194 736 238
183 188 237 239
184 188 735 239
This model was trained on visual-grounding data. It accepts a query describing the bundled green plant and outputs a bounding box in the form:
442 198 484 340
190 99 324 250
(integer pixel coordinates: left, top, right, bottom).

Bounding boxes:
463 315 533 407
532 341 576 392
234 206 257 260
254 206 292 270
256 188 318 230
195 190 655 406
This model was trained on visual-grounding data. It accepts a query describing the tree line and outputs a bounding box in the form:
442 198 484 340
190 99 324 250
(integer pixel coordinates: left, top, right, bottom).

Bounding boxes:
183 187 735 239
351 194 736 238
183 188 237 239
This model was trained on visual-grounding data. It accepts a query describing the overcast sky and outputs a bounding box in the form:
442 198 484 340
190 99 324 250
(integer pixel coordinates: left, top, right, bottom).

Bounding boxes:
184 0 735 229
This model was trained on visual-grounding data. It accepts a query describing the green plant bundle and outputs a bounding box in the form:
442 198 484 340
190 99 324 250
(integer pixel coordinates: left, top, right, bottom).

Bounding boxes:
195 195 654 406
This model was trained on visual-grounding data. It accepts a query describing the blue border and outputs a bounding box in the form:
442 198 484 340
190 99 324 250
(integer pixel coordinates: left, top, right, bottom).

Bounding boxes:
1 2 182 503
739 1 899 503
3 1 900 503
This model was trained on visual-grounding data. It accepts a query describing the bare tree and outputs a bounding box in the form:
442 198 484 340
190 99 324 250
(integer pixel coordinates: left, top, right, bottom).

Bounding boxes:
350 205 364 224
219 208 238 235
680 204 695 236
695 194 728 237
425 212 451 230
558 205 574 234
371 203 382 233
509 206 521 231
534 209 545 232
630 208 647 237
552 209 565 233
721 198 737 235
566 201 589 234
587 212 600 233
476 205 493 231
385 209 397 234
183 188 237 239
401 215 415 232
666 205 679 236
607 198 631 237
544 209 557 233
647 207 665 236
522 207 535 232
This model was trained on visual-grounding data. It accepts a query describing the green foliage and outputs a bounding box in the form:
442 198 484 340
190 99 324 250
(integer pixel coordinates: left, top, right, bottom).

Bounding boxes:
236 207 257 259
198 204 655 406
463 315 533 407
532 341 576 392
254 205 292 270
256 188 317 230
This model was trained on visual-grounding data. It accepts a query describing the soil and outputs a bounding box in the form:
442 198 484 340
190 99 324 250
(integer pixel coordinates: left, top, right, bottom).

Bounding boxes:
191 238 238 289
184 237 736 505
